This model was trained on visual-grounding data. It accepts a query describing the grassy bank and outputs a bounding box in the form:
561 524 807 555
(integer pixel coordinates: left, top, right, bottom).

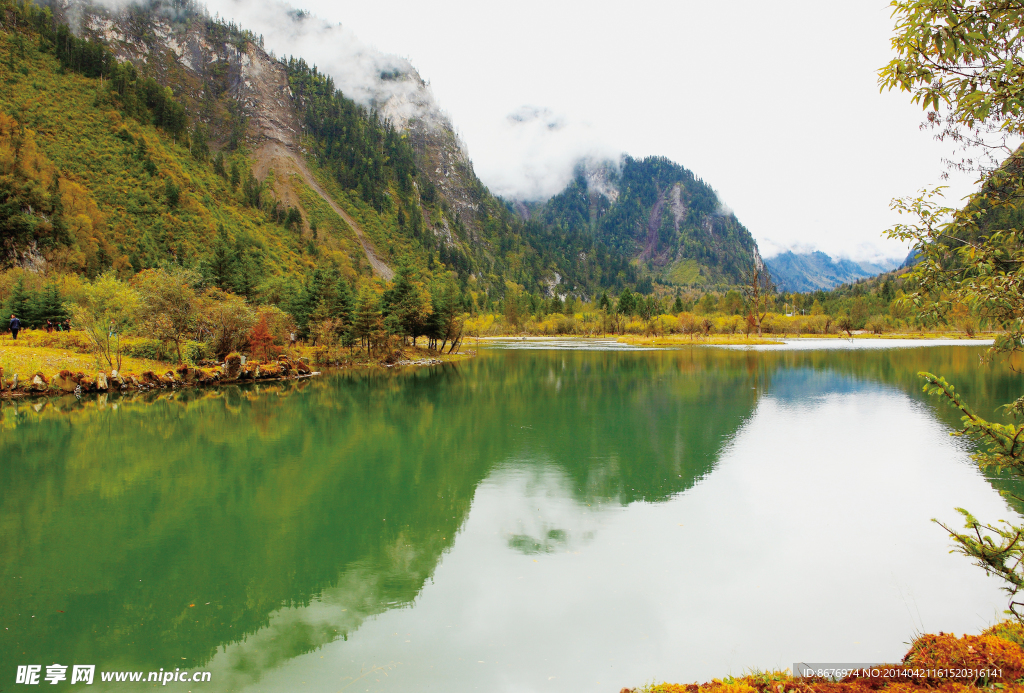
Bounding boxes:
0 342 171 378
631 624 1024 693
0 328 471 398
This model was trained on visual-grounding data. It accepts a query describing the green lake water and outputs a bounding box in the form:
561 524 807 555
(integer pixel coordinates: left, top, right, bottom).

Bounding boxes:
2 340 1023 692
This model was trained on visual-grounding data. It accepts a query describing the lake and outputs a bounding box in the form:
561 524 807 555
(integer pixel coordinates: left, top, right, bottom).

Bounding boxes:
2 340 1022 692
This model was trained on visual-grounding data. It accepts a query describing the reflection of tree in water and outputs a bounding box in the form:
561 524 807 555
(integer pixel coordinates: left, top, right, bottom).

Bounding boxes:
508 529 570 555
0 345 1016 682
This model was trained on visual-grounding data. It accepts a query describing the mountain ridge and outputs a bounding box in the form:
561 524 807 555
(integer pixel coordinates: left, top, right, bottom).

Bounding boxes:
4 0 770 301
765 250 901 293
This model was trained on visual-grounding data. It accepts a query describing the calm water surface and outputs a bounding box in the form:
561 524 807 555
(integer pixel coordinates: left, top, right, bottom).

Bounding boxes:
2 342 1023 692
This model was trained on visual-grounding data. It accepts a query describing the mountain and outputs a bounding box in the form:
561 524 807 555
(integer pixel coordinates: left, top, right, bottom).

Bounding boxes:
1 0 767 302
531 157 763 288
765 250 901 293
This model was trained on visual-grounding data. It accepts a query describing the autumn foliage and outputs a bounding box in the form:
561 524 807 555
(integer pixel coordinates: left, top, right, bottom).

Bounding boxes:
646 631 1024 693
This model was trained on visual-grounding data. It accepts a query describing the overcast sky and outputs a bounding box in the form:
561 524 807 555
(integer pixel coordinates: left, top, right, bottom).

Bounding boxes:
205 0 981 262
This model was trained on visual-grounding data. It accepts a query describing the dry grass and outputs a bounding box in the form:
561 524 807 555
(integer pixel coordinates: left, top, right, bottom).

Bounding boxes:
0 343 171 378
616 334 780 346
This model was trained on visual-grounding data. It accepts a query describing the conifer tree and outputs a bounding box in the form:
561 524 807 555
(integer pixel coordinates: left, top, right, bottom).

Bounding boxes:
209 225 234 291
33 282 68 326
352 287 381 353
617 287 636 316
5 278 33 326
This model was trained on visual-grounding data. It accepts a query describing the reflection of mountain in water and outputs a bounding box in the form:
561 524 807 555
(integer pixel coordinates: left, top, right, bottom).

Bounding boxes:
0 349 761 680
2 345 1018 685
762 367 884 402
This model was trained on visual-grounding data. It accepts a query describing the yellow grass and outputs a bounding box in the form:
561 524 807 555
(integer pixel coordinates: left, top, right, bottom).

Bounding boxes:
616 334 780 346
0 342 171 378
615 331 993 347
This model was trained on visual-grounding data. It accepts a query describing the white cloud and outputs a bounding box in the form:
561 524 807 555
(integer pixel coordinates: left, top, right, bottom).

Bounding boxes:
200 0 992 262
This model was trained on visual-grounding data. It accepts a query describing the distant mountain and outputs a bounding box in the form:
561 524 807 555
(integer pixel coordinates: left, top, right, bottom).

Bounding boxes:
531 157 764 288
765 251 901 293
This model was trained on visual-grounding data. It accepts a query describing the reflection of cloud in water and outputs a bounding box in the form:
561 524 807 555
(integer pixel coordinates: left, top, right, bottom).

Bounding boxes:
230 386 1016 693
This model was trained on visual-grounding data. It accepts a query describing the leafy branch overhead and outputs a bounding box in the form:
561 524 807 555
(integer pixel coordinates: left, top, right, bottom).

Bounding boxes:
881 0 1024 616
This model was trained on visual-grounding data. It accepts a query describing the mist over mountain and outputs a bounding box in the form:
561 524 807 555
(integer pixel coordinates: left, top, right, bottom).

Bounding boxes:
3 0 772 300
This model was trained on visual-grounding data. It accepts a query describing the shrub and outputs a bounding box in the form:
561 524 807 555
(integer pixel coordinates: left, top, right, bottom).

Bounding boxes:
865 315 888 334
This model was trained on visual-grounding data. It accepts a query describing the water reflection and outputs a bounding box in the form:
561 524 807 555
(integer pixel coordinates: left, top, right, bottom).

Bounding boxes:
0 344 1021 691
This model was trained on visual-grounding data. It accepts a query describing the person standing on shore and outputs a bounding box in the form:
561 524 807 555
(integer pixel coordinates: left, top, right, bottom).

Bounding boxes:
9 314 21 340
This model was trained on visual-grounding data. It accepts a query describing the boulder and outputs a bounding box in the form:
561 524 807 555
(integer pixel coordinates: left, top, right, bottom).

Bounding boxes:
96 372 108 391
224 353 242 381
78 376 96 392
11 374 18 391
53 371 77 393
29 373 48 392
260 363 284 378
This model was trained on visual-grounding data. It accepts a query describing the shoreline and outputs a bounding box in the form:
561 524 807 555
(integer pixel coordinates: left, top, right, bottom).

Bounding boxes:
472 333 995 348
630 622 1024 693
0 353 321 400
0 341 476 400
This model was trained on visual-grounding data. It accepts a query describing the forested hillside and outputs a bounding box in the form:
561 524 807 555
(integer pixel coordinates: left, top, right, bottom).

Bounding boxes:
0 0 792 364
0 2 299 288
536 157 763 288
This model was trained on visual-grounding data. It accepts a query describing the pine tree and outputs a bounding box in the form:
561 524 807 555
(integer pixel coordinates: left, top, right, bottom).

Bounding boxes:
5 278 34 327
33 283 68 326
352 287 381 353
209 225 235 291
617 287 636 316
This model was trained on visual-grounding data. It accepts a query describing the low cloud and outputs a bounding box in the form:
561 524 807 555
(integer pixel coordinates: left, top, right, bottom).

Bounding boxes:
203 0 450 132
760 238 907 266
470 106 620 201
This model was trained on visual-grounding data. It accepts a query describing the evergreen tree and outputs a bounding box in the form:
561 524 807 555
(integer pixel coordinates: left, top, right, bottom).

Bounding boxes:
382 262 429 343
5 278 34 326
232 251 260 299
617 287 636 316
213 151 226 178
352 287 381 352
33 282 68 326
209 225 234 291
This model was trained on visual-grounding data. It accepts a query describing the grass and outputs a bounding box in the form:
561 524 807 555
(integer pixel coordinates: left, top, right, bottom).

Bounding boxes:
0 342 171 378
294 343 474 369
616 333 780 346
0 29 313 279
